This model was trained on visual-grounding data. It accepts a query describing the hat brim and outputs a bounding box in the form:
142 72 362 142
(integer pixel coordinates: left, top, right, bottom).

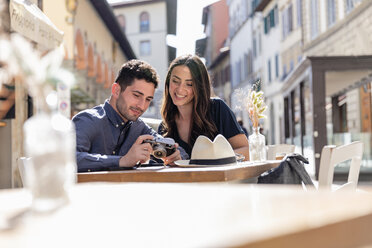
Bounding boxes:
174 159 236 167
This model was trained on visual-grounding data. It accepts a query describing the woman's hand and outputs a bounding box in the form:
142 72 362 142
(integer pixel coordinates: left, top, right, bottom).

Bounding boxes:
162 143 182 165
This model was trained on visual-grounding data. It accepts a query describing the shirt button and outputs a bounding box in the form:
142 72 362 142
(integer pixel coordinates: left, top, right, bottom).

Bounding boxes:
121 122 124 126
115 124 119 128
113 151 116 154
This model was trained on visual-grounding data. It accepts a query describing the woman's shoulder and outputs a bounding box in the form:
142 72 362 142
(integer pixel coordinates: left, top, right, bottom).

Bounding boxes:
210 97 230 110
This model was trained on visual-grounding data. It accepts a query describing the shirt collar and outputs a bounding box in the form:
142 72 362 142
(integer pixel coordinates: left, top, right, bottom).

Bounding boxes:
103 100 132 129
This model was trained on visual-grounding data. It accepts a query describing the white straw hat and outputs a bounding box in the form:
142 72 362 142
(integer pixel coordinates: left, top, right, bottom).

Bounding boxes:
175 134 237 167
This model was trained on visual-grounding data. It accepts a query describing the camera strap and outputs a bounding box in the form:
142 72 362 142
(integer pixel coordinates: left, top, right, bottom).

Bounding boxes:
114 121 132 155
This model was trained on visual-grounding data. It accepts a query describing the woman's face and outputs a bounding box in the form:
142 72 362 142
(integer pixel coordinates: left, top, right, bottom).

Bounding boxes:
168 65 195 107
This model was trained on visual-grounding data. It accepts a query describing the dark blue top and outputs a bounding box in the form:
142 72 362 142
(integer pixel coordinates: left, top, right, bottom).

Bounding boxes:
158 98 244 157
72 100 186 172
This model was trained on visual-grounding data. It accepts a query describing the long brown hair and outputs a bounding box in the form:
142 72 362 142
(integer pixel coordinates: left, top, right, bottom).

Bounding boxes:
161 54 218 146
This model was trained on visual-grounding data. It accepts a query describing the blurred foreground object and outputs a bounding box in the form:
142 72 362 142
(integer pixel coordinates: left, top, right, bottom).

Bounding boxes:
0 33 76 212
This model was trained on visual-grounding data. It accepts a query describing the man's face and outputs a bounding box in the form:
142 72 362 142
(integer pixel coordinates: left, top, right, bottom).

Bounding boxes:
113 79 155 122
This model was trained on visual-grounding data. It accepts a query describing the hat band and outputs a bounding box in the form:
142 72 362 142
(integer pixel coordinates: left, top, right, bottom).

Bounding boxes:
189 156 237 165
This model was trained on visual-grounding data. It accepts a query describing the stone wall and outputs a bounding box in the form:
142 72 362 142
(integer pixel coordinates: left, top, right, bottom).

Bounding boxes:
304 1 372 56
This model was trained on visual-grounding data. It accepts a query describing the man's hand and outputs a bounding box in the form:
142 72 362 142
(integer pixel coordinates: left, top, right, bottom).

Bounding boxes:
162 143 182 165
119 135 154 167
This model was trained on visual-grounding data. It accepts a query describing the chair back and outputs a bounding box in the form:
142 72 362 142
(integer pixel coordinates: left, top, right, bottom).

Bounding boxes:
17 157 31 187
267 144 295 160
318 141 363 191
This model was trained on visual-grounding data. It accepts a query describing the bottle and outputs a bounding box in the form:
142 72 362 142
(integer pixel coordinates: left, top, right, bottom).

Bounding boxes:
248 126 266 162
23 96 76 212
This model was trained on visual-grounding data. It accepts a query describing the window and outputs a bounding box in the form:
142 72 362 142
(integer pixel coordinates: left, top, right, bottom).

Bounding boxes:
224 66 230 84
240 57 245 82
282 4 293 39
270 102 276 144
237 60 241 84
282 11 285 39
264 5 278 34
275 54 279 78
327 0 336 27
231 64 236 86
246 0 251 16
282 64 287 80
296 0 302 27
140 40 151 56
298 55 302 62
270 7 275 27
310 0 319 39
258 33 262 54
248 51 253 76
284 97 290 139
346 0 361 13
267 59 272 83
253 36 257 58
140 12 150 32
346 0 353 12
252 0 260 11
288 5 293 32
244 53 249 80
117 14 126 33
264 15 269 34
332 94 348 132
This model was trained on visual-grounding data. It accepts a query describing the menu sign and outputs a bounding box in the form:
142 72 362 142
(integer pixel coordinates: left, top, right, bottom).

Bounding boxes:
9 0 63 50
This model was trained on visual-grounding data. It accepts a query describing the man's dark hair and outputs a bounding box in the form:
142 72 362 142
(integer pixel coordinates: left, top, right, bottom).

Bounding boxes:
115 59 159 91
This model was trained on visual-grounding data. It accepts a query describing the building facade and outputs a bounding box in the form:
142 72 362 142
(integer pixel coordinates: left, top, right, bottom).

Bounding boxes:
0 0 136 188
227 0 263 132
111 0 177 118
256 0 282 146
43 0 136 116
195 0 232 105
198 0 372 177
253 0 372 177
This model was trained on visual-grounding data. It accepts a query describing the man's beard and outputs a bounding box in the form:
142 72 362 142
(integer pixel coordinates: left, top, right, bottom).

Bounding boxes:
116 100 143 122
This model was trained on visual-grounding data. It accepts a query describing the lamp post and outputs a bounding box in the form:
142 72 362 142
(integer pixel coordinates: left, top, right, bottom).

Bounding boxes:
65 0 78 24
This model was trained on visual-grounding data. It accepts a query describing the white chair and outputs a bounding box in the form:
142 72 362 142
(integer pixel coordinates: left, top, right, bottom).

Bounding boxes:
266 144 295 160
318 141 363 191
17 157 31 187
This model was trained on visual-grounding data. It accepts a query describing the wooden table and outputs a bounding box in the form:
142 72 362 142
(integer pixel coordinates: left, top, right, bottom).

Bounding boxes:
1 183 372 248
77 160 281 183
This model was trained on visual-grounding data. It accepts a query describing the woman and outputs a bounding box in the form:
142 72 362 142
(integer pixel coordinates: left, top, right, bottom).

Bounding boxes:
159 54 249 161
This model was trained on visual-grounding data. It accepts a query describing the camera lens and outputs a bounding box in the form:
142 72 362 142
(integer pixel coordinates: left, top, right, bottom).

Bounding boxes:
152 144 167 158
154 150 166 158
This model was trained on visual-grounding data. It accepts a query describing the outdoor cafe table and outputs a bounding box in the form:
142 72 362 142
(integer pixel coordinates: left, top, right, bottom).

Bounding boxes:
1 183 372 248
77 160 281 183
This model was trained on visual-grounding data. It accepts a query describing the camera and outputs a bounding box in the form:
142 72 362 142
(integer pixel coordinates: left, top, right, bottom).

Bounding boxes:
143 137 176 159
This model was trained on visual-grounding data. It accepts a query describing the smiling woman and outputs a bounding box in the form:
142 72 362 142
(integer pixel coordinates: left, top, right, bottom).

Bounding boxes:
158 54 250 160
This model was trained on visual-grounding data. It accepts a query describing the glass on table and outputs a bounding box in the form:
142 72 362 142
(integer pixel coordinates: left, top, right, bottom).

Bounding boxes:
235 153 245 162
275 153 286 161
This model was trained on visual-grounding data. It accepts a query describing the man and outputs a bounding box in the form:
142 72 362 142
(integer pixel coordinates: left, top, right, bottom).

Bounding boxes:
73 60 185 172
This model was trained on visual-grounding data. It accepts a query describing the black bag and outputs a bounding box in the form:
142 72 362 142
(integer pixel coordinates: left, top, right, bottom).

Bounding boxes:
257 153 315 188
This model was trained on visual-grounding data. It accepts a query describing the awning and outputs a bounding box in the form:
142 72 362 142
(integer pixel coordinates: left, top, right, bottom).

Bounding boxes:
70 87 95 105
9 0 64 50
